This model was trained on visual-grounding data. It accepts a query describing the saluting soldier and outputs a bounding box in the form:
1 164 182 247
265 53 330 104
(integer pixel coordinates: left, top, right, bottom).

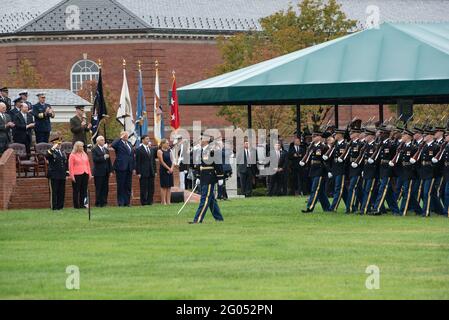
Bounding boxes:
70 105 92 149
346 123 364 213
300 129 330 213
410 127 438 217
391 129 422 216
32 92 55 143
323 129 348 211
360 128 378 215
46 136 68 210
190 135 224 224
371 126 400 215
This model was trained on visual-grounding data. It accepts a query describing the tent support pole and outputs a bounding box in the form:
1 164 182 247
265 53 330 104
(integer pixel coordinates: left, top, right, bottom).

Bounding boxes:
247 104 252 129
379 104 384 123
334 104 339 128
296 104 301 136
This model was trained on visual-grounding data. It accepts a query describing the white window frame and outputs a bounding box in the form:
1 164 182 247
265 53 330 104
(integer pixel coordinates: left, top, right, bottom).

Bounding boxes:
70 59 100 93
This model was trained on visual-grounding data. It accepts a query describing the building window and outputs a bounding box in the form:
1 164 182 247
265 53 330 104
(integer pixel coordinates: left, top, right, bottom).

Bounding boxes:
70 59 99 93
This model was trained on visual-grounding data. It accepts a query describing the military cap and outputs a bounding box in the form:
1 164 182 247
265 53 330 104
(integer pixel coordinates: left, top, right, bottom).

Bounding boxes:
378 125 391 133
434 126 446 133
424 127 435 135
0 87 8 92
50 136 62 143
18 90 28 96
36 92 46 97
75 105 85 110
334 129 346 135
403 129 414 137
13 96 22 104
364 128 376 136
312 128 323 136
413 126 424 134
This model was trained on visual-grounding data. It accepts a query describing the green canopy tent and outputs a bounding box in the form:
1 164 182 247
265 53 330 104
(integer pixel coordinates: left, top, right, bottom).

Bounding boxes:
176 22 449 131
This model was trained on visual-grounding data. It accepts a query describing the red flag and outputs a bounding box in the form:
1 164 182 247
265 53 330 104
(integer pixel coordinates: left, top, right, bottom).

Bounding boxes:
170 73 180 130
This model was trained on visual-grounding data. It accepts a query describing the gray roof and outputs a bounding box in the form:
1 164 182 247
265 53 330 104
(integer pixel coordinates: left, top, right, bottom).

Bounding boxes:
3 0 449 35
9 89 92 106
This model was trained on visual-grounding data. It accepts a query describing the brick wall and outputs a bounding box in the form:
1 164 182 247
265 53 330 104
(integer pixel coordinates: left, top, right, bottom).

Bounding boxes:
0 149 17 210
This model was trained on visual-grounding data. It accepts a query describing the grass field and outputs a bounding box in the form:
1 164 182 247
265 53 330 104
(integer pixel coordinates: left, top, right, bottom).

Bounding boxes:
0 196 448 299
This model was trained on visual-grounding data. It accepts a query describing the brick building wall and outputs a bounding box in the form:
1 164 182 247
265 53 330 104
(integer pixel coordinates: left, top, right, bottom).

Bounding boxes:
0 149 17 210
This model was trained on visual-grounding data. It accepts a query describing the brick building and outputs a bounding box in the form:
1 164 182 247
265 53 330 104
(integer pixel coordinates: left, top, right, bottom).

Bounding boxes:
1 0 448 134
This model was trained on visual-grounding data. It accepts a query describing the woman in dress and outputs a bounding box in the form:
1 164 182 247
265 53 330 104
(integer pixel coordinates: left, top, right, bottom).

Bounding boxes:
157 138 174 205
68 141 92 209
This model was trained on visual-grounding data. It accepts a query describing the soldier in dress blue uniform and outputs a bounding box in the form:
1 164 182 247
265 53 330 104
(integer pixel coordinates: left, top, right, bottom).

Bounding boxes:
410 126 438 217
371 126 400 215
32 92 55 143
323 128 348 211
391 129 422 216
430 126 445 215
434 131 449 217
46 136 68 210
300 129 330 213
190 136 224 224
346 124 364 213
18 90 32 110
359 128 378 215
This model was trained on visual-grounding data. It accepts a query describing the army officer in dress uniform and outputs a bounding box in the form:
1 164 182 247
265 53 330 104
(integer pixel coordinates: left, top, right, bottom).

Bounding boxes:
46 136 68 210
70 105 92 150
190 135 224 224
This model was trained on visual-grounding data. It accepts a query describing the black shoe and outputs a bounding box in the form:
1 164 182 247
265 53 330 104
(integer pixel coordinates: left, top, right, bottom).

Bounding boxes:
302 209 313 213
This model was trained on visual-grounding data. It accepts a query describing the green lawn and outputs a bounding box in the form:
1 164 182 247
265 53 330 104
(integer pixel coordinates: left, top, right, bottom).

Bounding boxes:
0 196 448 299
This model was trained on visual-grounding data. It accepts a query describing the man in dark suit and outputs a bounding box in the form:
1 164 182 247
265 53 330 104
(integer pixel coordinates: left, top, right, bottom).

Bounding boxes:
135 135 157 205
268 141 288 196
46 137 67 210
237 140 257 197
92 135 112 207
0 87 11 114
13 102 34 155
288 136 306 195
0 102 14 155
70 105 92 148
111 131 134 207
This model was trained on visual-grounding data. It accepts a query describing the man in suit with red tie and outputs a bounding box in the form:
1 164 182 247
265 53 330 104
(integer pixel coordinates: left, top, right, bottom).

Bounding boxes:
135 135 157 205
111 131 134 207
92 135 112 207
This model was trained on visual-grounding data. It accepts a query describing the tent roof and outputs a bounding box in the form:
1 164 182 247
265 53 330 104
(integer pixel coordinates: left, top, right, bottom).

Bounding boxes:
177 22 449 106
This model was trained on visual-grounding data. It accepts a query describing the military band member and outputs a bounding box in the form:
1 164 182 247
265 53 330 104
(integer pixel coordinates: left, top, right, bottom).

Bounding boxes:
390 129 422 216
371 126 400 215
32 92 55 143
300 130 330 213
323 129 348 211
346 126 364 213
190 137 224 224
46 137 68 210
360 129 378 215
410 127 438 217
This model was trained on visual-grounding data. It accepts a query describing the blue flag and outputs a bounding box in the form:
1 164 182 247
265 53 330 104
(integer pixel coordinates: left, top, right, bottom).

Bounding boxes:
135 68 148 146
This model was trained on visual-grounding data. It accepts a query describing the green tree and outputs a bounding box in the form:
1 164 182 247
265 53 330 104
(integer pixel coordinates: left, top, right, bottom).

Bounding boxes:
6 59 53 88
215 0 357 134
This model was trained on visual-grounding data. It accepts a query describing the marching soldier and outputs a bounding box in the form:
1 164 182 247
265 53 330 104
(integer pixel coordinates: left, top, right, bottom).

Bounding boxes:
431 126 445 215
360 128 378 215
190 136 224 224
323 129 348 211
434 132 449 217
410 127 438 217
46 136 68 210
300 129 330 213
371 126 400 215
346 123 364 213
390 129 422 216
32 92 55 143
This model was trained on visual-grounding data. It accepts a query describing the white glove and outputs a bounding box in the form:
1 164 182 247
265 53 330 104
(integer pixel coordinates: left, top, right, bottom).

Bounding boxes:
388 161 395 167
299 161 305 167
195 179 200 186
183 170 188 174
218 180 224 186
322 155 328 161
432 157 438 164
410 158 416 164
337 158 343 163
328 172 333 179
367 158 374 164
351 162 358 168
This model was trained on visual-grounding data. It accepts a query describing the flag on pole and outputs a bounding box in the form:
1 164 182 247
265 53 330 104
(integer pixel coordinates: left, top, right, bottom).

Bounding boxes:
116 59 135 144
135 61 147 146
170 71 180 130
91 64 108 143
153 61 163 145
